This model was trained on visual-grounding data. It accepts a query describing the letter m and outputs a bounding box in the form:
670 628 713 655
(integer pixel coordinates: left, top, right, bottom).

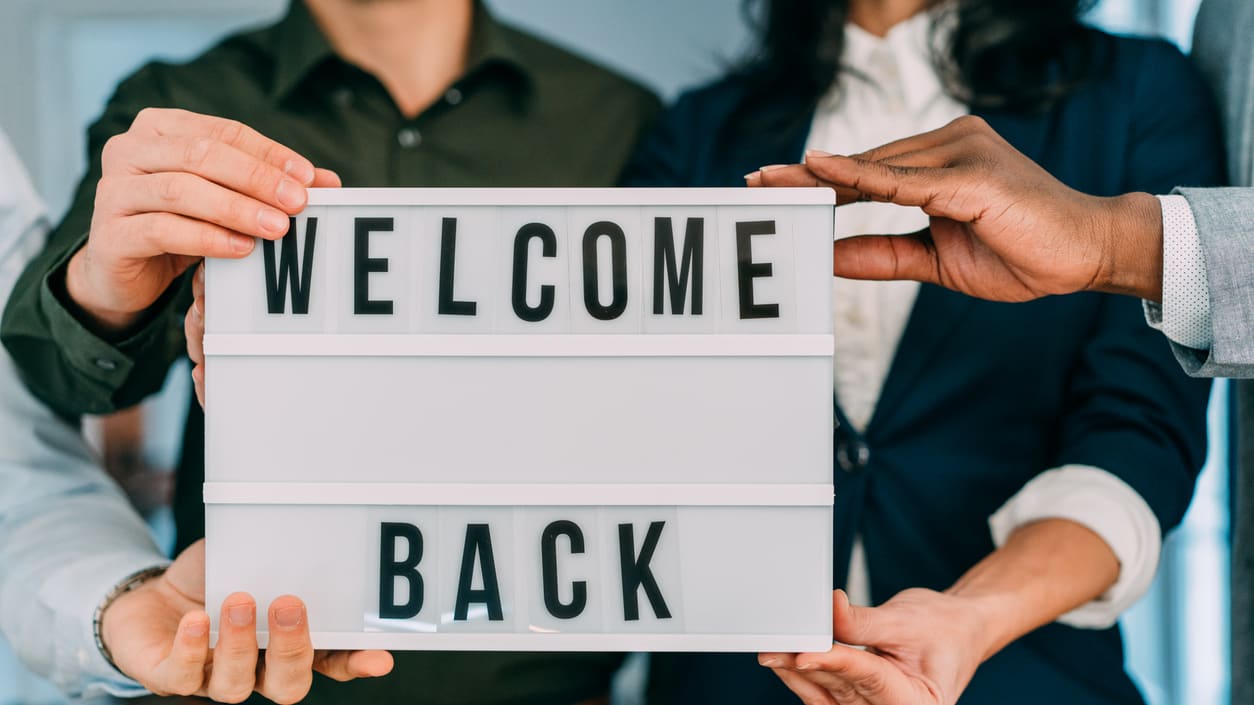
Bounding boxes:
653 217 703 315
263 217 317 314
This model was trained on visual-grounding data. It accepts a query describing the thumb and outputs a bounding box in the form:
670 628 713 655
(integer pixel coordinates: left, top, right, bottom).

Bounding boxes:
832 230 940 285
831 590 887 647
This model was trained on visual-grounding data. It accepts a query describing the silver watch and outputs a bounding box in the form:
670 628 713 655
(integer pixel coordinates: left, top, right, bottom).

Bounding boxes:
92 565 168 669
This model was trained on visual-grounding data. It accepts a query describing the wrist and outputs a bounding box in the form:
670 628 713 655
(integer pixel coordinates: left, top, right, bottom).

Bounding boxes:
942 585 1024 663
65 247 143 333
1093 192 1164 301
95 566 167 670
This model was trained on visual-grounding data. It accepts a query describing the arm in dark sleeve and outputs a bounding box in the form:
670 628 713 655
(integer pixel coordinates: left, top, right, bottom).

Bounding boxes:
0 64 193 417
1055 39 1224 534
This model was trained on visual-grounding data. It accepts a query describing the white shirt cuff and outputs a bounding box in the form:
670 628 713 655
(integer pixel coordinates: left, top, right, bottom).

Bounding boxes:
987 465 1161 629
64 553 169 698
1144 195 1213 350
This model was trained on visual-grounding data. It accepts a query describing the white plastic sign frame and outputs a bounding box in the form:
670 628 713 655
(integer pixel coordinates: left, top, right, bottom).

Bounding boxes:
204 188 835 652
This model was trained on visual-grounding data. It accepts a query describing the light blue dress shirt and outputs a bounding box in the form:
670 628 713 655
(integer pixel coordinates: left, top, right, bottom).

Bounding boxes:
0 130 166 698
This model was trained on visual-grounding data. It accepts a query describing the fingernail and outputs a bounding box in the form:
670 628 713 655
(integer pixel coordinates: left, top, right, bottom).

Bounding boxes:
759 164 788 172
231 235 255 254
195 265 205 284
805 149 834 159
284 159 316 186
796 662 817 671
227 603 254 626
183 619 208 638
191 301 202 320
276 178 305 210
275 605 304 631
259 208 289 233
759 656 781 667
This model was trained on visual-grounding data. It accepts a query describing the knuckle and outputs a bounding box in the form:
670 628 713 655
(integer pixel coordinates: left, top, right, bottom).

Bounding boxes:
170 672 203 696
185 313 202 346
222 190 254 228
957 114 990 134
213 686 254 704
247 159 278 195
858 670 888 694
199 224 229 257
182 136 214 171
132 107 159 129
213 118 246 146
267 675 313 705
157 173 186 206
93 175 122 209
315 656 354 682
100 135 128 171
267 637 311 662
130 212 158 243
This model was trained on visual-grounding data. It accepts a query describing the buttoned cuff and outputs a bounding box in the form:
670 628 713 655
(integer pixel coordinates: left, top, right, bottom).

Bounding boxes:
988 465 1161 629
76 554 169 697
1143 195 1212 351
46 551 170 698
38 235 179 404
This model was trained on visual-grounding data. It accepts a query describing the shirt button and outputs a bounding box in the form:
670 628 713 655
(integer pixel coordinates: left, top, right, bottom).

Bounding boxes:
836 440 871 473
397 128 422 149
445 87 463 105
94 358 118 371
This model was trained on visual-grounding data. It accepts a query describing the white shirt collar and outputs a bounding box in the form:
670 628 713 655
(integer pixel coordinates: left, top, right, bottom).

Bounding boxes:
836 6 953 115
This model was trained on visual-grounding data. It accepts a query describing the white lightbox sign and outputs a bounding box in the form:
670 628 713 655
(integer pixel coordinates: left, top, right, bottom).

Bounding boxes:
204 188 835 652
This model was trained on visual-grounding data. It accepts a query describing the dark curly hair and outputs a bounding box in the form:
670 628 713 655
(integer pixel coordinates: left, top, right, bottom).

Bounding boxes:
735 0 1109 130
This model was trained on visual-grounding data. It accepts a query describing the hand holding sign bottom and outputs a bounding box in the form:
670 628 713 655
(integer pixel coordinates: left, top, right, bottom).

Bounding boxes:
100 540 393 704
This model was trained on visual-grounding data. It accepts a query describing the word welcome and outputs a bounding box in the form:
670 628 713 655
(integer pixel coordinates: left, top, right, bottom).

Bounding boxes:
262 214 782 323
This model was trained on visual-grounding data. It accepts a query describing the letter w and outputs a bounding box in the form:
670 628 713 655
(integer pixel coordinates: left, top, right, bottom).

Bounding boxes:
263 217 317 314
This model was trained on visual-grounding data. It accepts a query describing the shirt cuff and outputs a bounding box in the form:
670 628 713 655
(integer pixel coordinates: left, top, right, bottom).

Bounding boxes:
36 235 180 408
46 551 170 698
987 465 1161 629
82 560 170 698
1143 195 1213 351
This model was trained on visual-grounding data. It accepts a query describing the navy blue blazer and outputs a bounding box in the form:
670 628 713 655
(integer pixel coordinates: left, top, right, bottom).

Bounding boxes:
624 33 1223 705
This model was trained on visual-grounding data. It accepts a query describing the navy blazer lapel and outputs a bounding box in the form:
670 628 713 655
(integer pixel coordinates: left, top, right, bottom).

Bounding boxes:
733 106 814 181
869 108 1053 430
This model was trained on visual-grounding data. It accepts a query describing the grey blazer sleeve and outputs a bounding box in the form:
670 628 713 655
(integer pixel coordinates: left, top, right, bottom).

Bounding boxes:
1169 187 1254 378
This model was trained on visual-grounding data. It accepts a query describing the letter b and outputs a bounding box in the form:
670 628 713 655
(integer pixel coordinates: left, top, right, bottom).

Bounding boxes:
379 522 424 619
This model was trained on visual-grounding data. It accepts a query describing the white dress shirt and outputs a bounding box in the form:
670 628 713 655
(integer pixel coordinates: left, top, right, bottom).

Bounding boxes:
807 11 1161 627
0 130 164 697
1145 195 1213 350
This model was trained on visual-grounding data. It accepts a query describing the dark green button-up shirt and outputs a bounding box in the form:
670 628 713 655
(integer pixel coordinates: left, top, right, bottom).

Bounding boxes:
1 2 659 704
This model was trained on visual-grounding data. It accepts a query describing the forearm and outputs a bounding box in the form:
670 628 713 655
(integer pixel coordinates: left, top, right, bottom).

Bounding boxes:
945 518 1120 663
